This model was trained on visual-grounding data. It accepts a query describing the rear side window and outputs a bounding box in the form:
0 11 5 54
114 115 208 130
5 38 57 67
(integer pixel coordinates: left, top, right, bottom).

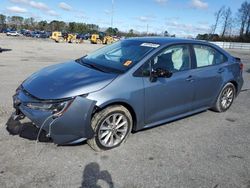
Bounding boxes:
193 45 227 68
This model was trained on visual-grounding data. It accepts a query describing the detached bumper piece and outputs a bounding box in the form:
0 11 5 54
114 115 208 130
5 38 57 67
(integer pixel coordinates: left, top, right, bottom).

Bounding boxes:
13 88 96 145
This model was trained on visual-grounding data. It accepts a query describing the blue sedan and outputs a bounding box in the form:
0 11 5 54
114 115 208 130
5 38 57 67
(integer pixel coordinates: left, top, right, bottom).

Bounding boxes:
12 37 244 151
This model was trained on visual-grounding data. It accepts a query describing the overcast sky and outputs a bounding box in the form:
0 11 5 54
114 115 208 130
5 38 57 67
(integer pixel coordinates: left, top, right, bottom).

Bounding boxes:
0 0 246 37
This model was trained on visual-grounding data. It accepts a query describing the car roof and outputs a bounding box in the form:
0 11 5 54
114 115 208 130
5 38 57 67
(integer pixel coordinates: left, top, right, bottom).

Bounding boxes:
125 37 231 57
126 37 209 45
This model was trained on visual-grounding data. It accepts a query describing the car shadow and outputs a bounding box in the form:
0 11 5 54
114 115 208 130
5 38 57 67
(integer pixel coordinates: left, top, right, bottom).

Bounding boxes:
80 162 114 188
5 116 51 142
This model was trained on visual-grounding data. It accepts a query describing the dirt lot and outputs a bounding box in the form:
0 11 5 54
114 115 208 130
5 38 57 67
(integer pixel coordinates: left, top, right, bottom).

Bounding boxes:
0 34 250 188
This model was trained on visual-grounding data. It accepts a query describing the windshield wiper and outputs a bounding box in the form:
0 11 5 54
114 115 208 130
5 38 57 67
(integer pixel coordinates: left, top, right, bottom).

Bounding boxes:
76 58 124 74
76 59 106 72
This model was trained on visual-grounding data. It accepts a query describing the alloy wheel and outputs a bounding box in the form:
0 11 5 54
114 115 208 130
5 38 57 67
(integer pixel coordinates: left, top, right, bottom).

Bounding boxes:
98 113 128 147
220 86 234 110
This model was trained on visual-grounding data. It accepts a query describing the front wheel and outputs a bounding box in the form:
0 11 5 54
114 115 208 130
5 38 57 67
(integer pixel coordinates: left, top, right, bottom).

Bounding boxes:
87 105 132 151
212 83 236 112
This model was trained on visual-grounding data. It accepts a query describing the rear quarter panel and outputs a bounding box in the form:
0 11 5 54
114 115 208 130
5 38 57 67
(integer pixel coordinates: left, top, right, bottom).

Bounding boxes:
223 56 243 88
212 56 243 105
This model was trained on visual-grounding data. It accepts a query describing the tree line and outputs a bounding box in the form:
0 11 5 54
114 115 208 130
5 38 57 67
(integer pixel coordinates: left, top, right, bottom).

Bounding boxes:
0 14 102 34
196 1 250 42
0 14 146 37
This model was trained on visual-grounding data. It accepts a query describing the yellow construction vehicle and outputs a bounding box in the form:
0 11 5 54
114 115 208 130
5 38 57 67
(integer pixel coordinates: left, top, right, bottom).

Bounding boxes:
50 31 77 43
90 32 114 44
66 33 77 43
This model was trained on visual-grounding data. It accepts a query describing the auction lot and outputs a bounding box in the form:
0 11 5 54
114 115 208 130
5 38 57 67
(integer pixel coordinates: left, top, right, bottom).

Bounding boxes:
0 34 250 188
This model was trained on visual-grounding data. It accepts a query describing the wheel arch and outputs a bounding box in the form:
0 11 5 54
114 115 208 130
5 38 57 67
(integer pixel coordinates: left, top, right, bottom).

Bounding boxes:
219 79 238 96
94 101 138 132
211 80 238 108
229 80 238 94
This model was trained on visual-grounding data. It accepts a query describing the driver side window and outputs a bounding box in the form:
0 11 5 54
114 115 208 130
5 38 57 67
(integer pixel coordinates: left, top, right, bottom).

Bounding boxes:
152 45 191 73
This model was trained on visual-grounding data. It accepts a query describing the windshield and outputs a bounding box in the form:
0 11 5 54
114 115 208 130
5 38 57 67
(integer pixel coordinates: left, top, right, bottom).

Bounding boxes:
80 40 159 73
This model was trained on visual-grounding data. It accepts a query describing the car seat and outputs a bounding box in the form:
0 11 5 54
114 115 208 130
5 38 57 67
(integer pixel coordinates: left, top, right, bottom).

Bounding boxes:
155 52 175 71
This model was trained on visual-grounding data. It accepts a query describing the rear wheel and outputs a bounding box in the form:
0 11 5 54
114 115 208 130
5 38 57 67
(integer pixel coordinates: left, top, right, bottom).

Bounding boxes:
87 105 132 151
213 83 235 112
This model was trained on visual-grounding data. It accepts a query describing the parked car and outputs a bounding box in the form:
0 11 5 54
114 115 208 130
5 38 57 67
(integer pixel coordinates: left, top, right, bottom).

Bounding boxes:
6 31 20 36
20 29 27 35
40 31 51 38
23 30 33 37
11 38 244 151
77 33 91 40
31 31 41 38
30 31 50 38
1 28 11 33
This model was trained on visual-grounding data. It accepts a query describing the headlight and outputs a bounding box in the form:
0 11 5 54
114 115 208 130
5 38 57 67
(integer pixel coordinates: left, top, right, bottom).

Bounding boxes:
26 102 53 110
25 100 70 112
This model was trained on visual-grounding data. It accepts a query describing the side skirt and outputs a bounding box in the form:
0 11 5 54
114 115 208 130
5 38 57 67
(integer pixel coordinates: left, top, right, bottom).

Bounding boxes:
142 107 209 130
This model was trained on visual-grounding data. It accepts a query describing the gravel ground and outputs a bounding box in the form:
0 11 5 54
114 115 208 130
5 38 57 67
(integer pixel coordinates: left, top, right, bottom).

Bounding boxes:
0 34 250 188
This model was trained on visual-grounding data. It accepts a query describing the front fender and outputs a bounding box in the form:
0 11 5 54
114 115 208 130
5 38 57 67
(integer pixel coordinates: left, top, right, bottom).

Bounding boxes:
16 87 97 145
50 96 96 144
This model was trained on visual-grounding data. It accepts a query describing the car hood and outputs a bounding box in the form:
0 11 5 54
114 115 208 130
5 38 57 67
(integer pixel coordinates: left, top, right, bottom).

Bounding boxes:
22 61 118 100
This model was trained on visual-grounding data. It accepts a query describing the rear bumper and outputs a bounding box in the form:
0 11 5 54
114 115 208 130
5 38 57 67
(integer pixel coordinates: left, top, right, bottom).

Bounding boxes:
13 89 96 145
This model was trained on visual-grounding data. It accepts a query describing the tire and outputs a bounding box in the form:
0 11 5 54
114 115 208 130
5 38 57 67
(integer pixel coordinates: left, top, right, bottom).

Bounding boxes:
58 38 64 43
212 83 236 112
87 105 132 151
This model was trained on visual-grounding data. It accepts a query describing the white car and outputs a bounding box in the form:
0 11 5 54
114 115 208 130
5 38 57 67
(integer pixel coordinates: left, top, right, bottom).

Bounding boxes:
6 31 20 36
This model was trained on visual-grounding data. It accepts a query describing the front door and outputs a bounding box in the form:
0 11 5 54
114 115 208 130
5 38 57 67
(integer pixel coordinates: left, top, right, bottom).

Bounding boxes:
142 44 195 125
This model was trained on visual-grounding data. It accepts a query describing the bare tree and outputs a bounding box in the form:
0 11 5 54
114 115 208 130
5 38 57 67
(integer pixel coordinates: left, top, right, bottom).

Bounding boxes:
211 6 225 34
7 16 24 30
221 7 232 37
245 3 250 35
238 1 250 36
23 17 36 30
0 14 6 31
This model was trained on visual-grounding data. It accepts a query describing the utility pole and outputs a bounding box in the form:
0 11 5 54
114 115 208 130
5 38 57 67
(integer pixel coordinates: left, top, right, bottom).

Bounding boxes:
146 24 149 35
111 0 114 28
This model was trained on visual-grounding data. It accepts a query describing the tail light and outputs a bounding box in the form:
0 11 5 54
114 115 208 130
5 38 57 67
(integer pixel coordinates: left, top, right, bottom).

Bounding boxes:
235 57 243 71
239 62 243 71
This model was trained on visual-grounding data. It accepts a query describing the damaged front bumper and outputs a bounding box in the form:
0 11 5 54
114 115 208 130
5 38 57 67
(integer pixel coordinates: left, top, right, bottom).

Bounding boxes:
12 87 96 145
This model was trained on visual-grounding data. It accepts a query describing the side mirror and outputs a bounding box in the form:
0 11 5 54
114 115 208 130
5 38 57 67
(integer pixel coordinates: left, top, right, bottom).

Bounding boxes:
149 61 172 82
155 68 173 78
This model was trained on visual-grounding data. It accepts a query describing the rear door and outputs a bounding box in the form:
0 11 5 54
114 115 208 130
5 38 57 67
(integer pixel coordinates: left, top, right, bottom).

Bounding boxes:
191 44 228 109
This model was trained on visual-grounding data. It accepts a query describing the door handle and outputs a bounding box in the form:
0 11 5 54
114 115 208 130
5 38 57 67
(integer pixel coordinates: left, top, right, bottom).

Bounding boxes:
217 68 225 73
186 75 194 82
